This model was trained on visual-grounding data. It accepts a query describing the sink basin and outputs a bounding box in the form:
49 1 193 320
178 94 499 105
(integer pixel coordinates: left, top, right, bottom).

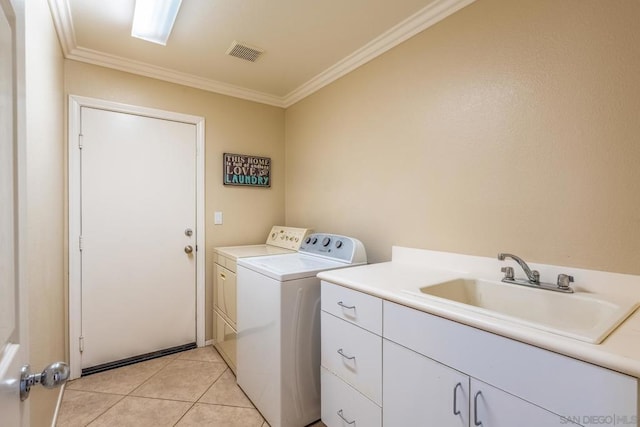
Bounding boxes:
404 278 639 344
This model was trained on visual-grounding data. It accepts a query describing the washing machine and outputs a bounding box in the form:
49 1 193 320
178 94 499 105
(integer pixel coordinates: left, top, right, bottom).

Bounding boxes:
213 226 312 373
236 233 367 427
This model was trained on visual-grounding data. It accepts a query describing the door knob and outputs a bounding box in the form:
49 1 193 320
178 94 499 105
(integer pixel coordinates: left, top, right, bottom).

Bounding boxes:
20 362 70 401
184 245 193 254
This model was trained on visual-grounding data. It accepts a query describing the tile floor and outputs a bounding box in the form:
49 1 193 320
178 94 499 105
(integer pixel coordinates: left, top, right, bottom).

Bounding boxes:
56 346 326 427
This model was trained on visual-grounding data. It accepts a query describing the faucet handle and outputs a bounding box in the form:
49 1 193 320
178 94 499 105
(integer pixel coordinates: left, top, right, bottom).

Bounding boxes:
501 266 514 280
557 274 574 289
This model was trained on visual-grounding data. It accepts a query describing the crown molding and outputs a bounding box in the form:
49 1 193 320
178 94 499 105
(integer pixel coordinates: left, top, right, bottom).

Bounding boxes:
66 46 286 107
47 0 476 109
282 0 477 107
48 0 76 56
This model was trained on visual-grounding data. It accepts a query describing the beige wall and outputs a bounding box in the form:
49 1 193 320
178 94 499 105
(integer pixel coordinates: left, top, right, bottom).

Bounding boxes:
64 60 286 342
24 0 65 425
285 0 640 274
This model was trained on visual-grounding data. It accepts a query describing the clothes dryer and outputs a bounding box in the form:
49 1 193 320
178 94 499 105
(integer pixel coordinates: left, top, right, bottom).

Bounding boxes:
213 226 311 373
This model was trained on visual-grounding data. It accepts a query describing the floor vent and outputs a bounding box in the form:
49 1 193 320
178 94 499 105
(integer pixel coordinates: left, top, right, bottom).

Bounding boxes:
81 342 197 376
226 41 264 62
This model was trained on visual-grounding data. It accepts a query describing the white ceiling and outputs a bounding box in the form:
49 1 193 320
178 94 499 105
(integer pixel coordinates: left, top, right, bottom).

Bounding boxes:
49 0 475 107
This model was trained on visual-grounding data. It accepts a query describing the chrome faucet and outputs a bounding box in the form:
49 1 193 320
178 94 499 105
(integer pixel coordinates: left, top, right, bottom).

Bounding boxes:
497 252 574 293
497 253 539 283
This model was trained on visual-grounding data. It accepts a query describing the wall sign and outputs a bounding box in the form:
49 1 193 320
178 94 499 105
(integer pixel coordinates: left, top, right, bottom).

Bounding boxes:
223 153 271 187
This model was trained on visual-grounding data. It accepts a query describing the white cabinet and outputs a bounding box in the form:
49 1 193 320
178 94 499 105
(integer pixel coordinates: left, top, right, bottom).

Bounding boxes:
320 281 382 427
320 279 638 427
383 300 636 427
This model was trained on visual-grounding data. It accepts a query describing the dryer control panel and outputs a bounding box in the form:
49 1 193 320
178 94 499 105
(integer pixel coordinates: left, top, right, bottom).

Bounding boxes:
299 233 367 264
265 226 312 250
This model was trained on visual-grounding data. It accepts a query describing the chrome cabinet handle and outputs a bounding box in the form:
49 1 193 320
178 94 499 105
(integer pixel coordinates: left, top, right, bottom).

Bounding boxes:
337 348 356 360
337 409 356 425
337 301 355 310
453 382 462 415
474 391 483 426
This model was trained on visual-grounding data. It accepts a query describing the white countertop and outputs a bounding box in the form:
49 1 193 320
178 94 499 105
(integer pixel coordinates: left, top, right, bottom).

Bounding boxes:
317 247 640 378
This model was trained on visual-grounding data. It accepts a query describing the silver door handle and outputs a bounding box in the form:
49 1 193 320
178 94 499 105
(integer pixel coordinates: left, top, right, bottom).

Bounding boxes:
20 362 70 401
474 390 483 426
337 348 356 360
337 301 355 310
453 382 462 415
337 409 356 425
184 245 193 254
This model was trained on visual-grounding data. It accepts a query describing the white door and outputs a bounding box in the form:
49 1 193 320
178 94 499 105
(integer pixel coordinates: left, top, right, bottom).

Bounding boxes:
0 0 26 424
0 0 27 426
79 107 197 370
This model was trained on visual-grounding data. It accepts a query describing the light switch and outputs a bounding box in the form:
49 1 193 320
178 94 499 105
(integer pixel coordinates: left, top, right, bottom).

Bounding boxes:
214 211 223 225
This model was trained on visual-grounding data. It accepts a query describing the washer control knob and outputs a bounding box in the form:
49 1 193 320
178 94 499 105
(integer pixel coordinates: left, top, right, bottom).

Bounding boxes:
305 237 311 244
322 237 331 247
312 237 318 244
335 240 343 249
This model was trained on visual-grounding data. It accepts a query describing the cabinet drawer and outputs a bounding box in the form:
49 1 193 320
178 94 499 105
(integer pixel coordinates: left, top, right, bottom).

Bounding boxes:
321 311 382 405
321 367 381 427
321 281 382 335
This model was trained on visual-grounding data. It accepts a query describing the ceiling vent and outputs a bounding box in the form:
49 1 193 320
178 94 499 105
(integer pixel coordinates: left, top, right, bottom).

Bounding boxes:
226 41 264 62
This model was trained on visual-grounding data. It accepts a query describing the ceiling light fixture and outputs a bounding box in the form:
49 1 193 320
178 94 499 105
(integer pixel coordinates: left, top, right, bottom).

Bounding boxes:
131 0 183 46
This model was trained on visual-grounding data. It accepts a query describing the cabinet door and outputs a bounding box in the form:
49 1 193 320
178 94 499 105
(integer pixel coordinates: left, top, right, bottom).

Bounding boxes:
470 379 580 427
383 339 469 427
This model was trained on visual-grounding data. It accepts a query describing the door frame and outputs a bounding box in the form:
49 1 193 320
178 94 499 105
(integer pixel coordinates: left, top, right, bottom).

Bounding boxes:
68 95 206 379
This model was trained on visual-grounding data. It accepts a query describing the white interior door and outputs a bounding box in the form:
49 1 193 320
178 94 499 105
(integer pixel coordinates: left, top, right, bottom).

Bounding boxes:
79 107 197 370
0 0 26 424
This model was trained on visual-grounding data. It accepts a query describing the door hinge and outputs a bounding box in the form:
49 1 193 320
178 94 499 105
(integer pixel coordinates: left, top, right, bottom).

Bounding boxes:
79 336 84 352
79 235 83 251
78 133 83 149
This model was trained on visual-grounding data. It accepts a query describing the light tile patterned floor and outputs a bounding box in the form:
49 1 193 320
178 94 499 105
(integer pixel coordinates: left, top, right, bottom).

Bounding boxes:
56 346 326 427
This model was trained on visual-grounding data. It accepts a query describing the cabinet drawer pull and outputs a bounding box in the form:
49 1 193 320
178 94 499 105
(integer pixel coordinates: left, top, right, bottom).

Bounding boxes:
337 409 356 425
473 391 483 426
337 348 356 360
337 301 356 310
219 273 226 280
453 382 462 415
